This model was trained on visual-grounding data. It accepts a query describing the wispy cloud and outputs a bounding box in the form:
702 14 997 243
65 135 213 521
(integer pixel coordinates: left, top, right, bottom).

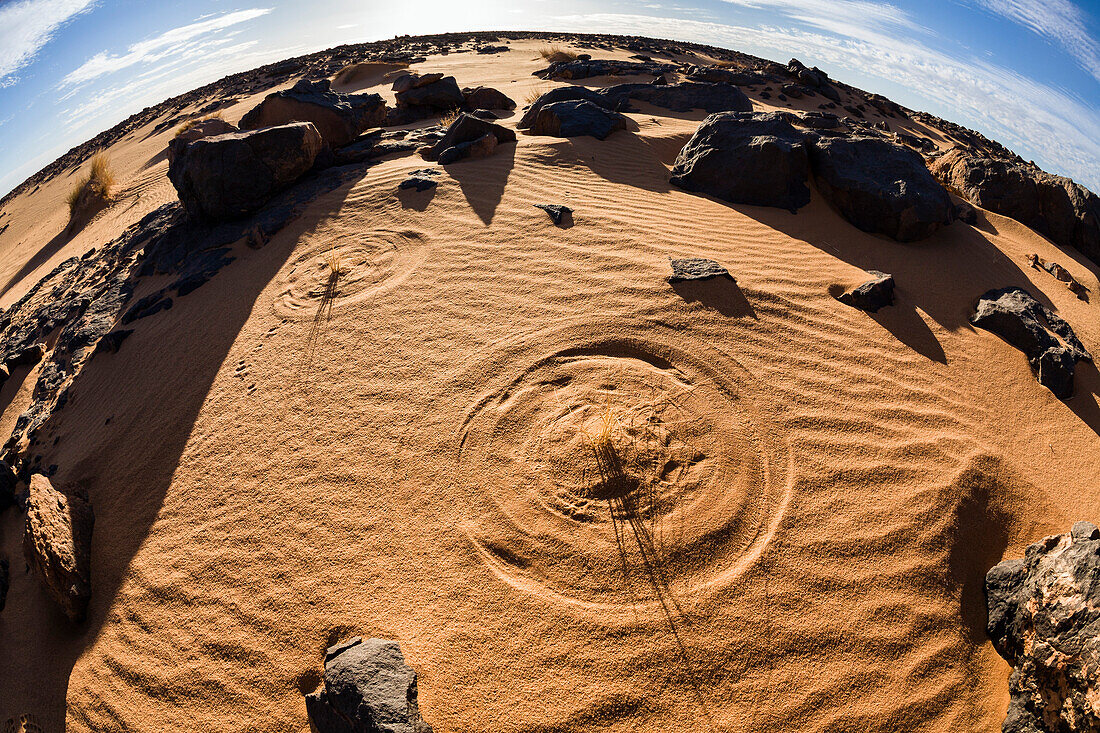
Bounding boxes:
0 0 96 86
553 12 1100 191
61 7 272 88
970 0 1100 83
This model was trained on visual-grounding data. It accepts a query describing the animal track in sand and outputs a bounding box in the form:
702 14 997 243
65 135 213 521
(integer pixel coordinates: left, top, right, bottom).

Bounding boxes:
456 321 792 616
274 228 427 319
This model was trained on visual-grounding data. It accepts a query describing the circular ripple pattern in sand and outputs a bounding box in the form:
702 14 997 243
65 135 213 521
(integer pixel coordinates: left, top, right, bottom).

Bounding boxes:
274 228 426 318
456 321 791 613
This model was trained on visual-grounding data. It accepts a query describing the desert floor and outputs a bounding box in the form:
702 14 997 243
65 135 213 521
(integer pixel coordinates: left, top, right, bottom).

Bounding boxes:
1 39 1099 733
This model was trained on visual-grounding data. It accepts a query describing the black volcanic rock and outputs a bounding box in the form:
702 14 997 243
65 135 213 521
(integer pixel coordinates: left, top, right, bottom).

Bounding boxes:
534 204 572 225
518 87 614 129
168 122 322 221
809 136 953 241
239 79 386 148
986 522 1100 733
670 111 810 211
305 637 433 733
462 86 515 111
668 258 733 283
536 58 675 80
396 76 464 114
425 114 515 163
837 270 894 312
970 286 1091 398
603 82 752 114
526 100 627 140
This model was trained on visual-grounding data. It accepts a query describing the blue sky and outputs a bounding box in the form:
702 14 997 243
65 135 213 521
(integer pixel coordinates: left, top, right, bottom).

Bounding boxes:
1 0 1098 198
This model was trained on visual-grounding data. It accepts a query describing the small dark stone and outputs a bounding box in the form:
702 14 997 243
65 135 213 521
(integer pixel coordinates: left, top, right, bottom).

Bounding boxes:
668 258 733 283
399 170 440 192
534 204 572 225
837 271 895 312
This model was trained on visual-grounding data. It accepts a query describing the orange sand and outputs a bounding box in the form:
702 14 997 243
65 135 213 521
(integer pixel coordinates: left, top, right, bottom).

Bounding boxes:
1 38 1098 733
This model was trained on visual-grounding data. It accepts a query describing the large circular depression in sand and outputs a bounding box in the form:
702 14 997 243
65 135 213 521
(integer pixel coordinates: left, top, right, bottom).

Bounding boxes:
456 322 791 615
274 228 426 318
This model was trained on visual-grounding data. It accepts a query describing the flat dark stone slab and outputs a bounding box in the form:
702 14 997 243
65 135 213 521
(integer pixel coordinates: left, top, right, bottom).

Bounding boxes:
399 169 440 191
668 257 733 283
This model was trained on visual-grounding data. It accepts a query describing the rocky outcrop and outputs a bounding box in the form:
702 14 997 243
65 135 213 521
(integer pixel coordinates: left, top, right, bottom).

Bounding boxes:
809 136 953 241
23 474 93 622
525 100 628 140
670 111 810 211
461 86 515 111
837 271 894 312
239 79 386 148
986 521 1100 733
168 122 323 221
668 258 733 283
424 114 516 164
603 82 752 114
395 75 465 118
787 58 841 102
931 149 1100 266
971 286 1092 398
684 65 770 86
305 637 433 733
535 58 675 80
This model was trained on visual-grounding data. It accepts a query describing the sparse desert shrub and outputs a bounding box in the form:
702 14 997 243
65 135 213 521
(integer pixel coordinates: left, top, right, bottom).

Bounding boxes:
65 153 114 223
437 108 462 127
174 112 224 138
523 85 552 106
539 45 578 64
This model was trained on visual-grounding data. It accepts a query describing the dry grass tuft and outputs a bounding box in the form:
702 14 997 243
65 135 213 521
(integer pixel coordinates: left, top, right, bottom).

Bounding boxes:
539 45 578 63
437 108 462 127
66 153 114 221
523 84 552 106
174 111 224 137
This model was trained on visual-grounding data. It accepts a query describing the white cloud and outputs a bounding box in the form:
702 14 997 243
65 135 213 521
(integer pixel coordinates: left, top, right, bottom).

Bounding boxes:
971 0 1100 83
0 0 96 86
61 7 272 87
551 12 1100 191
722 0 922 35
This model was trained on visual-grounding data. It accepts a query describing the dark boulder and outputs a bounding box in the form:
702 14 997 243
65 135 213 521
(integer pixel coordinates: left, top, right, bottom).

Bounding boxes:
23 474 94 622
670 112 810 211
517 87 613 129
837 271 894 312
168 117 237 164
668 258 733 283
305 637 433 733
808 136 953 241
526 100 627 140
986 522 1100 733
462 86 515 111
931 149 1100 266
168 122 322 221
239 79 385 148
396 76 464 113
424 114 515 163
971 286 1092 398
602 82 751 114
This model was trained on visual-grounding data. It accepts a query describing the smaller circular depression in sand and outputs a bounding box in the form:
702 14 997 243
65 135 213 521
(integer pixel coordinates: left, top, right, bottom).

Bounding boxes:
456 324 791 615
274 228 426 319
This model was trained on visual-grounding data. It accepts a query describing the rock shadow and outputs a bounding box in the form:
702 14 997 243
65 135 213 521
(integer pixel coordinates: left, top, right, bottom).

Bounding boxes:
670 277 757 318
397 184 437 212
444 142 516 225
0 168 366 729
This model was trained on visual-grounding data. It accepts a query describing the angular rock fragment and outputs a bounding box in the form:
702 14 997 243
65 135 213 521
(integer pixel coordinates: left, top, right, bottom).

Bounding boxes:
986 522 1100 733
533 204 572 225
424 114 515 164
23 474 94 622
670 112 810 211
168 122 322 221
399 170 440 192
668 258 733 283
239 79 386 148
971 286 1092 398
809 136 953 241
837 271 894 312
305 637 433 733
